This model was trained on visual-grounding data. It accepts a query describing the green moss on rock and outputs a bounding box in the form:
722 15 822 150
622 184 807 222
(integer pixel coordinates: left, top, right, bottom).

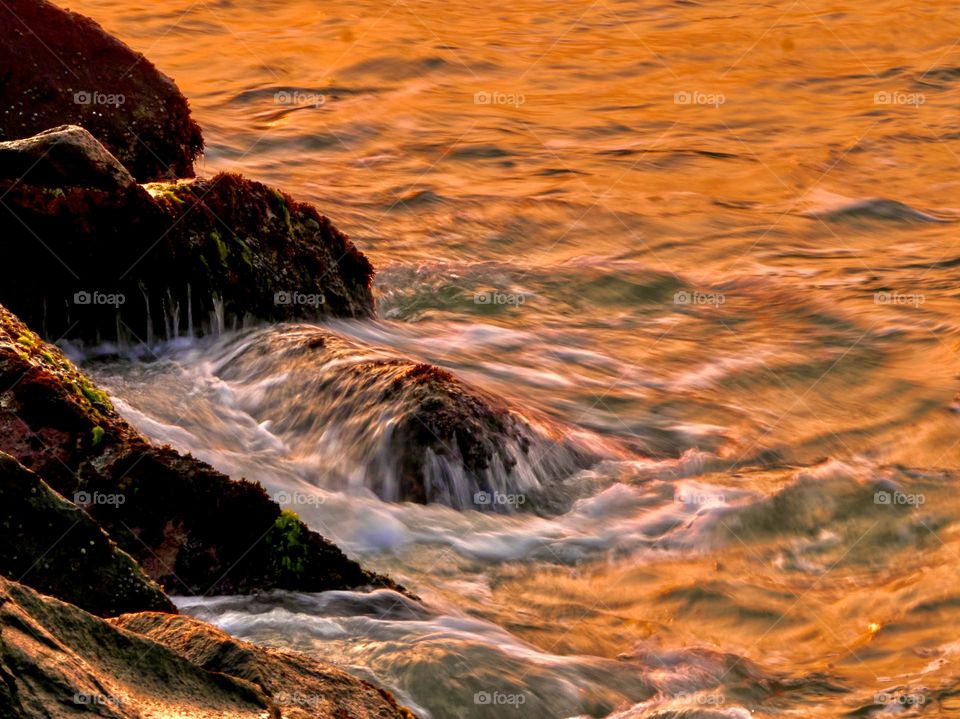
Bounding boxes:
0 129 375 345
268 509 310 578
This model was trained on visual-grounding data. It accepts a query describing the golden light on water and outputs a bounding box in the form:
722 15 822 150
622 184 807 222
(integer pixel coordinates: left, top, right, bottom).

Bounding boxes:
65 0 960 716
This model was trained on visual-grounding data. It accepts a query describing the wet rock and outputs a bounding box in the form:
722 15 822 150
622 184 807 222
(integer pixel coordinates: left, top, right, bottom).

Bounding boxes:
213 326 599 510
0 304 400 597
113 612 418 719
0 451 174 618
0 125 135 191
0 0 203 181
0 576 273 718
0 129 374 344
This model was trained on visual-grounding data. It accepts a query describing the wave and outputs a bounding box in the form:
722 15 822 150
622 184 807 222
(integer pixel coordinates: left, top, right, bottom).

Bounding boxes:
175 589 811 719
800 191 952 223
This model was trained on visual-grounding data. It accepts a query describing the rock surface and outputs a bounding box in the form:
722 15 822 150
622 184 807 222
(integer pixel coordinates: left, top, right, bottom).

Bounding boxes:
0 0 203 181
0 576 417 718
0 451 174 617
0 125 136 190
113 612 417 719
0 127 374 344
213 325 598 510
0 304 399 596
0 576 273 718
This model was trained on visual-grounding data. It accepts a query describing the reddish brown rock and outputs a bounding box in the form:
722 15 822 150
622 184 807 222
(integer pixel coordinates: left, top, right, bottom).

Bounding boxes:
0 451 175 618
0 127 374 345
0 0 203 180
113 612 418 719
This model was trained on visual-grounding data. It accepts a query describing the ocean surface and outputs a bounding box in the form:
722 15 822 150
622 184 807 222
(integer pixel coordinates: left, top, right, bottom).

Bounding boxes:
69 0 960 716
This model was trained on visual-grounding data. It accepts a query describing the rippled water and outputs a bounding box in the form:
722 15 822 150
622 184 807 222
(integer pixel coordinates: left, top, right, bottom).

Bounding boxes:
70 0 960 716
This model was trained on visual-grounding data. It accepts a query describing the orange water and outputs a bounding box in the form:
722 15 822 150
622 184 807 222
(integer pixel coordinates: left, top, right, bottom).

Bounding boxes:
73 1 960 716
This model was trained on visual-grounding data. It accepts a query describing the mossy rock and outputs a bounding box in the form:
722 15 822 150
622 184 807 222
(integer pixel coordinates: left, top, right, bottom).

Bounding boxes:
0 128 374 345
0 451 174 617
0 0 203 181
0 304 402 597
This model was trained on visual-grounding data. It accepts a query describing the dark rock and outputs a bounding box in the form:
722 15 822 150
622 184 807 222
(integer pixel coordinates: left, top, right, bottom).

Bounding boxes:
213 326 598 510
0 304 401 597
0 451 174 617
113 612 418 719
0 0 203 181
0 129 374 344
0 125 135 190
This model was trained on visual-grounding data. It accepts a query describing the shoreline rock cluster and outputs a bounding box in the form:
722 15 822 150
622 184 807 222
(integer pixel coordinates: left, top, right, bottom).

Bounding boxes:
0 305 401 599
0 1 416 716
0 0 597 714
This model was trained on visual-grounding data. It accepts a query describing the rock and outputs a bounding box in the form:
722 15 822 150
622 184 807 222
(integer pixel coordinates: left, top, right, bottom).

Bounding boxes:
0 451 174 617
0 304 401 597
0 125 135 190
212 326 598 510
0 130 374 343
0 575 273 718
0 576 417 718
112 612 418 719
0 0 203 181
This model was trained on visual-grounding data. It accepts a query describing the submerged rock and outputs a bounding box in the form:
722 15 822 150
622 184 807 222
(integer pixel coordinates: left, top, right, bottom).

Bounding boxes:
0 451 174 618
113 612 418 719
0 304 399 596
0 127 374 344
212 326 599 510
0 0 203 181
